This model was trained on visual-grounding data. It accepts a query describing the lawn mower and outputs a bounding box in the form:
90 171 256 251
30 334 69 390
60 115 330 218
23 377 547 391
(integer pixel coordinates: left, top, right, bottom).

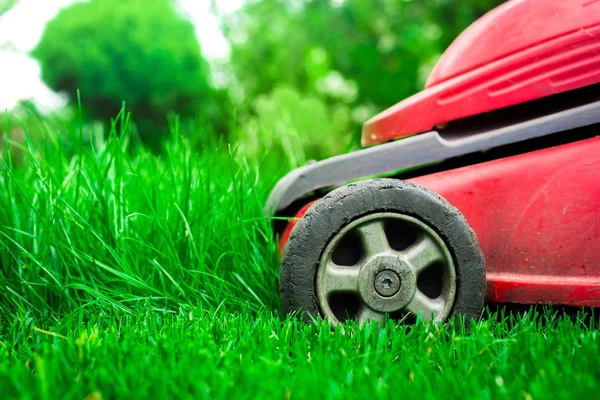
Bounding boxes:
265 0 600 324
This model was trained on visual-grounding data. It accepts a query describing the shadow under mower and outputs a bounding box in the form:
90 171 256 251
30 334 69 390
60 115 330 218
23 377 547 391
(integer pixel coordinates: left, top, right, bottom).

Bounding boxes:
265 0 600 325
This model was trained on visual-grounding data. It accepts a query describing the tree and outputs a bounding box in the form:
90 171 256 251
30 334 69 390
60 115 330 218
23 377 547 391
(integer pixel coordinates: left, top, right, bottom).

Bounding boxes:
32 0 216 141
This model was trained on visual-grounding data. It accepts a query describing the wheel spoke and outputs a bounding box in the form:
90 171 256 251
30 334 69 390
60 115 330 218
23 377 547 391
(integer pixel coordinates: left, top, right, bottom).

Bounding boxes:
357 305 386 323
402 234 444 274
356 220 389 257
321 262 360 294
404 291 443 322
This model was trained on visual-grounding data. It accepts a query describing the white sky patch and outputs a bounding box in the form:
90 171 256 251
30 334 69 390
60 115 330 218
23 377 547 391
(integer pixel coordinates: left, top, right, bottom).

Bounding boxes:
0 0 242 112
0 51 69 112
0 0 77 52
178 0 245 60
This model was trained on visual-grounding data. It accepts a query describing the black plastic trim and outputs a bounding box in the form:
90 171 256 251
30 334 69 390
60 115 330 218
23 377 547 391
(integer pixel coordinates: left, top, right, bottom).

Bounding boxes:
266 99 600 216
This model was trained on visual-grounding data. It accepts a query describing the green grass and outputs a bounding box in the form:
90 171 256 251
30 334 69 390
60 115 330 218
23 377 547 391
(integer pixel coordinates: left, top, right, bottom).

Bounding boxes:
1 308 599 399
1 113 599 399
1 112 280 316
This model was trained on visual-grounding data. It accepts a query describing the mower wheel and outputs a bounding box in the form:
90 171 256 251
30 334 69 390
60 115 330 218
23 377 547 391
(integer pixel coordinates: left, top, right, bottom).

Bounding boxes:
279 178 486 324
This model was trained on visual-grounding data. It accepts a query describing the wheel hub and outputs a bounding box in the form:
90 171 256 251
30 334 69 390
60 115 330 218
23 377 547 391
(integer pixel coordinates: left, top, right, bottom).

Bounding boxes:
358 254 416 313
316 212 457 324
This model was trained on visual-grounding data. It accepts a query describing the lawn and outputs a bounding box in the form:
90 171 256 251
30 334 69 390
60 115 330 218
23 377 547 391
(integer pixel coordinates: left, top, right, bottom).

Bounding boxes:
1 115 599 399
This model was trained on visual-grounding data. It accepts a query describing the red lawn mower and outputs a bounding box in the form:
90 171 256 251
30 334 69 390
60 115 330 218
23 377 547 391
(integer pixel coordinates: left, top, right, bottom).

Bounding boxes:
266 0 600 324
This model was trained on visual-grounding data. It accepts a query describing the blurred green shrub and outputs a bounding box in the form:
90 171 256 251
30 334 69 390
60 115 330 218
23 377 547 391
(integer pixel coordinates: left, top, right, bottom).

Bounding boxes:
236 85 352 170
32 0 221 144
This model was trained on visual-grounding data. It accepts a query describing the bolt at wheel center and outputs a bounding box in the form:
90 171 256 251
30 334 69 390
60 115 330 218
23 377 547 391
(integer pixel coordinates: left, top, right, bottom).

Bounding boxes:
374 269 401 297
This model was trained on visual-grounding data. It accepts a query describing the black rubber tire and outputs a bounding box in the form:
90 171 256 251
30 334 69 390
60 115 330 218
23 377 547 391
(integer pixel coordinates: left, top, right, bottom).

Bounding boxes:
279 178 486 323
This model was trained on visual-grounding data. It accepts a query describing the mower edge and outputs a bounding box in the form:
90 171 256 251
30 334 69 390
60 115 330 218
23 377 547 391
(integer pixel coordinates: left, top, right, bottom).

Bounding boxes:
265 99 600 218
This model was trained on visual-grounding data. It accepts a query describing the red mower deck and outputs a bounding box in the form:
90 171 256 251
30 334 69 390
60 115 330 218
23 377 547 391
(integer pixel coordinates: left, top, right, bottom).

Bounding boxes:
279 137 600 308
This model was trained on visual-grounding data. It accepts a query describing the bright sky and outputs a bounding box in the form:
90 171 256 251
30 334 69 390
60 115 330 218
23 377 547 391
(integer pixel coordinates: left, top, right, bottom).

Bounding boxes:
0 0 244 112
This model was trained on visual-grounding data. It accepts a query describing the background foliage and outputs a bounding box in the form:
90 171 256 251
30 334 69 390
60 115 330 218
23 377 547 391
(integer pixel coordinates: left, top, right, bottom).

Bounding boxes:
32 0 221 144
225 0 504 108
29 0 505 159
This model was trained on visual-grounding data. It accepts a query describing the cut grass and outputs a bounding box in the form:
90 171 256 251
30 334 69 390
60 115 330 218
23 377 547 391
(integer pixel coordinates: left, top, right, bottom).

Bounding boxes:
1 113 599 399
1 308 599 399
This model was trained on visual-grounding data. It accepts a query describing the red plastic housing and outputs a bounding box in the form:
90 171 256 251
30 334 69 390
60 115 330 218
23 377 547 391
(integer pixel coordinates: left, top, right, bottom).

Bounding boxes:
362 0 600 146
280 138 600 307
